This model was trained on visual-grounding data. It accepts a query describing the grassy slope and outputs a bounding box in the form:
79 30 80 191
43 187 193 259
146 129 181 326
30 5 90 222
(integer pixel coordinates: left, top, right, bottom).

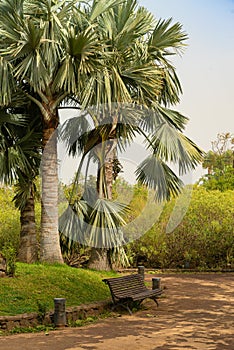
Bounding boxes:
0 263 117 316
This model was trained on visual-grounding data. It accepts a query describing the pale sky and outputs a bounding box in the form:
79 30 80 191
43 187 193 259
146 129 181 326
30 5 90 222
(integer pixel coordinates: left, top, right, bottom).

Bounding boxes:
139 0 234 180
59 0 234 185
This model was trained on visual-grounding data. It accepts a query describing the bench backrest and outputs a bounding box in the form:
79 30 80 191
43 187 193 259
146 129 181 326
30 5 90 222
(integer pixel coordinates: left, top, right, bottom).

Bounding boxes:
103 274 147 300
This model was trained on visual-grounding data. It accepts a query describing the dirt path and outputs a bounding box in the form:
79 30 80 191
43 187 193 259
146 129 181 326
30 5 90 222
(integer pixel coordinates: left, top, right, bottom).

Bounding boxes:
0 273 233 350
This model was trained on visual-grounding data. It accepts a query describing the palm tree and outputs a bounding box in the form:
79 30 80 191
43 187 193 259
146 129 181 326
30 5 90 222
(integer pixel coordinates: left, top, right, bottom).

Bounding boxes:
59 0 204 270
0 0 123 263
0 103 42 263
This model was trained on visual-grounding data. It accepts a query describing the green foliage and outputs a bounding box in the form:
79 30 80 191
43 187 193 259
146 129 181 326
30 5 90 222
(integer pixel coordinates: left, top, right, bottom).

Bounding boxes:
0 187 20 251
60 178 233 271
200 133 234 191
0 186 41 255
126 186 234 270
201 166 234 191
2 243 17 276
8 325 54 335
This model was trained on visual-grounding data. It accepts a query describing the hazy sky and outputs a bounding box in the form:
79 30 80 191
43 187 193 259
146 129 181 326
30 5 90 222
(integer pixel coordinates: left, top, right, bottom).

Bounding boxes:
59 0 234 185
140 0 234 150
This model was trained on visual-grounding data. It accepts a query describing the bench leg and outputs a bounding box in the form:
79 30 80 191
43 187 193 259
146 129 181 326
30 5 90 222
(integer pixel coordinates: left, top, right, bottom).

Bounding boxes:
111 302 132 315
152 298 159 307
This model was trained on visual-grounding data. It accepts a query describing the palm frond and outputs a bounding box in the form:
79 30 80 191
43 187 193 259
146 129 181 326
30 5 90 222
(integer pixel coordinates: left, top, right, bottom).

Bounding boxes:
0 58 14 106
152 105 188 131
159 68 183 106
110 2 154 50
54 25 103 94
0 110 27 126
135 155 184 201
88 198 129 248
89 0 124 22
59 200 89 245
59 111 92 156
59 197 129 249
13 173 37 210
122 63 163 103
148 122 204 174
149 17 188 55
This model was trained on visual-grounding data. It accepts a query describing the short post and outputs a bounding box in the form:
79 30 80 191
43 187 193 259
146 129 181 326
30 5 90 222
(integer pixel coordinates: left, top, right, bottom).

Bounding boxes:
138 265 145 280
54 298 66 328
152 277 161 290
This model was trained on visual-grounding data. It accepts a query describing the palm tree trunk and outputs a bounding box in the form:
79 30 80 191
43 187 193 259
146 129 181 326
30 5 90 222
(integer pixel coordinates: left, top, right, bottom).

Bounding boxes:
88 141 116 271
88 248 111 271
40 124 63 263
18 194 38 263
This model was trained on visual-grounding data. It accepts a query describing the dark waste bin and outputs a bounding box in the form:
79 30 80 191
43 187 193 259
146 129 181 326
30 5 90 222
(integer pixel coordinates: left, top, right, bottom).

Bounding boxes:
138 265 145 280
54 298 66 327
152 277 161 290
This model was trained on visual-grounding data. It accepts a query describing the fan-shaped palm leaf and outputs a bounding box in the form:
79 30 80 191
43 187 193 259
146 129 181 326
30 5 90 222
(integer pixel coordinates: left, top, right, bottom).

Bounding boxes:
149 18 188 55
88 199 129 248
135 155 184 201
89 0 124 23
59 199 89 245
148 122 203 174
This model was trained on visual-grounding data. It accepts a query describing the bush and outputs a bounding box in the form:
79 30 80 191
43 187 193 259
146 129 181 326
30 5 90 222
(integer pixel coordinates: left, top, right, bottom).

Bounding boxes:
0 186 41 257
126 186 234 270
0 187 20 251
2 244 17 276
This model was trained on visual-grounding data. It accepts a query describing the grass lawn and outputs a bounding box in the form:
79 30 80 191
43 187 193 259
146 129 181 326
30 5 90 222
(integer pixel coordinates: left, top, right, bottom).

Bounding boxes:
0 263 117 316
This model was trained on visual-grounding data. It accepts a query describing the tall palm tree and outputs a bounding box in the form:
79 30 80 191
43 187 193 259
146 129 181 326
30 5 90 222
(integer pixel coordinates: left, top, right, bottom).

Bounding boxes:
0 0 123 262
0 103 42 262
60 0 204 270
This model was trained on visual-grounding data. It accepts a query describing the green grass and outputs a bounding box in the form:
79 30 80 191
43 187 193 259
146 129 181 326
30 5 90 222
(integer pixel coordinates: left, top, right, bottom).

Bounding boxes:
0 263 117 316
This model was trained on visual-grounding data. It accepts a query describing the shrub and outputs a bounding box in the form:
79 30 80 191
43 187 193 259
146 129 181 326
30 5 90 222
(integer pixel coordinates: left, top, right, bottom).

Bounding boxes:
0 187 20 251
2 244 17 276
126 187 234 270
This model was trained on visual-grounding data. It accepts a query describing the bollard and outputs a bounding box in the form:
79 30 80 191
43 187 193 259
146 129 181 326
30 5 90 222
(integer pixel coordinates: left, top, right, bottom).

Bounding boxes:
152 277 161 290
138 265 145 280
54 298 66 328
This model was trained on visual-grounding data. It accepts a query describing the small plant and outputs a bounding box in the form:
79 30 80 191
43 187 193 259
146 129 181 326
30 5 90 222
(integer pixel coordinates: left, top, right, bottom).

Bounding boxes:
8 325 54 335
2 244 17 277
36 300 49 323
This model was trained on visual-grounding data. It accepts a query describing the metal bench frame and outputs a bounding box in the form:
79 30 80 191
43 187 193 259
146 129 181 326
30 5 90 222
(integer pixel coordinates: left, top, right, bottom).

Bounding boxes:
103 274 163 315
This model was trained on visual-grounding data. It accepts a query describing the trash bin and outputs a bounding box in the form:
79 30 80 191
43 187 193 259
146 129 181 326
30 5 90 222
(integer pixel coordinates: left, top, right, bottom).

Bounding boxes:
138 265 145 280
54 298 66 327
152 277 161 290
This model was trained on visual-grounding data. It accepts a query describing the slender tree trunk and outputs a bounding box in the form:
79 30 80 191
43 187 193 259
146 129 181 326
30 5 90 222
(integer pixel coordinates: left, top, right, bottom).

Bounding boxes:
40 120 63 263
18 194 38 263
105 148 115 199
88 141 116 271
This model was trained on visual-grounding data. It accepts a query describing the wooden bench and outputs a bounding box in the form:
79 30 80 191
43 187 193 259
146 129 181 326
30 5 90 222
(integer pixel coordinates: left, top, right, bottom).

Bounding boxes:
102 274 163 315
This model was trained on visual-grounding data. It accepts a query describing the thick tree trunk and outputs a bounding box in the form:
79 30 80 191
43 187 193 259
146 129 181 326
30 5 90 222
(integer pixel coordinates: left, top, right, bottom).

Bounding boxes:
18 195 38 263
88 248 111 271
40 124 63 263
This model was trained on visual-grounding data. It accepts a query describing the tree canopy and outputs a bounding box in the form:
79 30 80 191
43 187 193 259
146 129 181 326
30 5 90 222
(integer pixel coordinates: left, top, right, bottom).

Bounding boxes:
200 133 234 191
